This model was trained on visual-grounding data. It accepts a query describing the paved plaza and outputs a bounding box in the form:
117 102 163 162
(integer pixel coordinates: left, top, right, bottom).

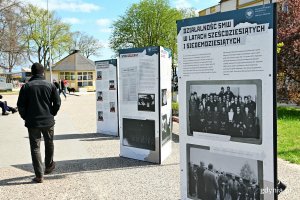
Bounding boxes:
0 93 299 199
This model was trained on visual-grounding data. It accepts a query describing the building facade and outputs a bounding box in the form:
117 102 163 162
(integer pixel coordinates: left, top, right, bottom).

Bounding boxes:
199 0 277 16
46 50 96 92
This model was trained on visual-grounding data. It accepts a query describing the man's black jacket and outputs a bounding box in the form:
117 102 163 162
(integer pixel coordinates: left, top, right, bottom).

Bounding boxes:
17 75 61 128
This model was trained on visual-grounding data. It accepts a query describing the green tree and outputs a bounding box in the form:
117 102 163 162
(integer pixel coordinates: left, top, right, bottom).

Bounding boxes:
24 4 72 69
240 162 254 181
109 0 194 63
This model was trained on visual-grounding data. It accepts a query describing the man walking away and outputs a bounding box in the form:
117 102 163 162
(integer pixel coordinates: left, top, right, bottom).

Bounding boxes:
17 63 61 183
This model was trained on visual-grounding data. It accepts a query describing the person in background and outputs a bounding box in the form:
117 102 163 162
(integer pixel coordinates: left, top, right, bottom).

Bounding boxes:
59 79 67 99
0 94 18 115
53 80 59 92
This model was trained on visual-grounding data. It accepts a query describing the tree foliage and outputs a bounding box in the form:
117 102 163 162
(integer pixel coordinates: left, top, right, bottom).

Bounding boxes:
240 162 254 181
277 0 300 104
110 0 194 63
24 4 72 68
71 31 102 58
0 0 26 72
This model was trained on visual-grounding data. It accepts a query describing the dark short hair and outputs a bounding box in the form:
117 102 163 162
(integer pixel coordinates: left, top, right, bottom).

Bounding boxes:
31 63 44 75
208 163 213 170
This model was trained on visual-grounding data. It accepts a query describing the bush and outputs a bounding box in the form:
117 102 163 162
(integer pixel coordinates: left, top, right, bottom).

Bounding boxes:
172 101 179 116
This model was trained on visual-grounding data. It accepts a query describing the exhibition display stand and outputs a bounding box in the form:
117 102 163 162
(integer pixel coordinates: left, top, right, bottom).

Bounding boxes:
118 46 172 164
95 59 119 136
177 4 277 199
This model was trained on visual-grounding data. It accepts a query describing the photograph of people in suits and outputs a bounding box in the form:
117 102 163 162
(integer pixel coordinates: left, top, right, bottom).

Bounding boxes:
110 102 116 112
109 80 115 90
138 94 155 112
98 111 103 121
97 71 102 80
162 89 167 106
97 91 103 101
187 82 261 142
161 114 171 144
187 145 262 200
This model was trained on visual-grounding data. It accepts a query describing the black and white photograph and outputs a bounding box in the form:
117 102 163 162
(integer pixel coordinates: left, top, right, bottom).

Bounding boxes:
109 80 115 90
187 80 262 144
98 111 103 121
138 93 155 112
187 144 263 200
162 89 167 106
122 118 155 151
161 114 171 145
110 102 116 112
97 91 103 101
97 71 102 80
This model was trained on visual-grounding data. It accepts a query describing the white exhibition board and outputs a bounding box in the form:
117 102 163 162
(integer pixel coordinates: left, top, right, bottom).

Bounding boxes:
160 48 173 162
177 4 277 200
118 46 172 164
95 59 119 136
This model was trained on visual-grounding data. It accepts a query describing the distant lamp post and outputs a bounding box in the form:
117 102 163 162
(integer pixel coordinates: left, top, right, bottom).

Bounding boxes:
47 0 53 82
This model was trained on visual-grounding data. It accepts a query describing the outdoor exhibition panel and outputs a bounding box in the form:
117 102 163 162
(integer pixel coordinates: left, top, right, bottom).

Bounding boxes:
95 59 119 136
118 46 172 164
177 4 277 200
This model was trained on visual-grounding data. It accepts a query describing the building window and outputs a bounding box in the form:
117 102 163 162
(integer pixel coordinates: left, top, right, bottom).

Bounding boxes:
77 72 82 80
65 72 70 80
77 71 94 87
59 71 76 80
60 72 64 80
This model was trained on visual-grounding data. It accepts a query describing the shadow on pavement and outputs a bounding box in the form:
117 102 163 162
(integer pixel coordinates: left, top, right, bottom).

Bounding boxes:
0 174 66 186
54 133 119 141
12 156 156 176
24 133 119 141
172 132 179 143
67 93 80 96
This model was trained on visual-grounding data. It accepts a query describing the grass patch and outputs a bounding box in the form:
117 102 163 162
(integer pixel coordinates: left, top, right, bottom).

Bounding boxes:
172 101 179 116
0 90 19 95
277 106 300 164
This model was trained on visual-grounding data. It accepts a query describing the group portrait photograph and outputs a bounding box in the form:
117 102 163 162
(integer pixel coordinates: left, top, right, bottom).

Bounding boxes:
186 80 262 144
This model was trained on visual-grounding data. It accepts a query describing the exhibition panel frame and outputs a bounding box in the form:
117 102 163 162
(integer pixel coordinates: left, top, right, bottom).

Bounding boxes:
177 4 277 200
95 59 119 136
118 46 172 164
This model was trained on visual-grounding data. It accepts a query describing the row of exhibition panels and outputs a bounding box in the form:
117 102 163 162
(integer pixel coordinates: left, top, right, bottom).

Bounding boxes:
95 4 278 199
95 46 172 164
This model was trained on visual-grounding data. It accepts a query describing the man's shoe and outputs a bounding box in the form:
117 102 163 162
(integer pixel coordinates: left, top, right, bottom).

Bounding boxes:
45 161 56 175
32 177 43 183
12 108 17 114
2 112 9 116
